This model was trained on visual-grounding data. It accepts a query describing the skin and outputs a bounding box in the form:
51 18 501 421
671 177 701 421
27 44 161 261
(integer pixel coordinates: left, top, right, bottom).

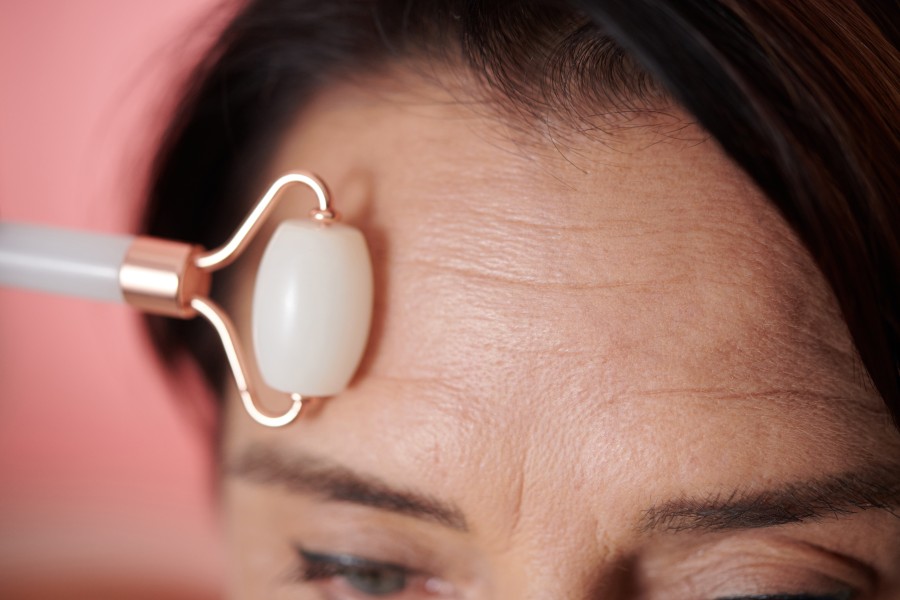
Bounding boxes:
219 68 900 599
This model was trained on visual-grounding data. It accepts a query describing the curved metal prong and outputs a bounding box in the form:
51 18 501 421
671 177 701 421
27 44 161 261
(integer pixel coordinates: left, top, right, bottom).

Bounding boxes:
194 172 333 272
190 296 303 428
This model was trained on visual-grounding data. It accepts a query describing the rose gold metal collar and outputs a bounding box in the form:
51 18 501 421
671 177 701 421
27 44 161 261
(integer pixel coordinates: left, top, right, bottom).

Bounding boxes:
118 172 337 428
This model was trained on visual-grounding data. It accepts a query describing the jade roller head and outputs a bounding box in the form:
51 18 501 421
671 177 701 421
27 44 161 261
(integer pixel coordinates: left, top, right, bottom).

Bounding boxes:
176 172 373 427
253 212 373 399
0 172 374 427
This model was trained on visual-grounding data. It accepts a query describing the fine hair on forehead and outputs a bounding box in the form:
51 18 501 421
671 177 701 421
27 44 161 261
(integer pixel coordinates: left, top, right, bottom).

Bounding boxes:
142 0 900 430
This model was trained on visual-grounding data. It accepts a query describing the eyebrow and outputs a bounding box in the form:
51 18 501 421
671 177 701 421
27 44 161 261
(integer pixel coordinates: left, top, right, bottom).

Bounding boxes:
228 445 469 531
641 463 900 533
230 446 898 536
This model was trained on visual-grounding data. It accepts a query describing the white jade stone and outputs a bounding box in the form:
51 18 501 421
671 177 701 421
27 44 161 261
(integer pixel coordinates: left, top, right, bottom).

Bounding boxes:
252 220 373 397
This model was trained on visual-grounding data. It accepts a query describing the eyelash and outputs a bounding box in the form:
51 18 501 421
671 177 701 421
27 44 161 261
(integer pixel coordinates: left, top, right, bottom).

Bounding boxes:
295 547 424 597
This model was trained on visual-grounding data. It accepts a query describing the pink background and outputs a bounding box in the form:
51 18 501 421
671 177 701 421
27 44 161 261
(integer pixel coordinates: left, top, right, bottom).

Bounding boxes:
1 1 224 595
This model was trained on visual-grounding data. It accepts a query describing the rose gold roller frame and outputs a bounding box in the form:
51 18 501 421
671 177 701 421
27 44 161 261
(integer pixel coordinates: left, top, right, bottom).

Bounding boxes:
119 172 338 428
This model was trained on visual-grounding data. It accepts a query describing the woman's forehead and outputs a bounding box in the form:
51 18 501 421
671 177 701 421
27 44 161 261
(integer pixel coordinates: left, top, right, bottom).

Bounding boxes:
217 75 900 566
258 75 856 388
226 73 893 499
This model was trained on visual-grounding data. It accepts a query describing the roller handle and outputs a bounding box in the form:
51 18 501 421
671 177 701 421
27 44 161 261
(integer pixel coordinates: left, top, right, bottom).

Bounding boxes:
0 222 134 302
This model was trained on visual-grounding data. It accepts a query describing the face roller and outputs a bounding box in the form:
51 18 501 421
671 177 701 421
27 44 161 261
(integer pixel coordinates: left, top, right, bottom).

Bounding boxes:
0 173 374 427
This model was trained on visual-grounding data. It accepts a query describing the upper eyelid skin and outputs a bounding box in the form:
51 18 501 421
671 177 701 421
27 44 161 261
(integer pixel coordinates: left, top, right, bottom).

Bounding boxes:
297 547 422 576
293 554 857 600
292 543 866 600
284 525 884 600
294 547 461 598
637 530 882 600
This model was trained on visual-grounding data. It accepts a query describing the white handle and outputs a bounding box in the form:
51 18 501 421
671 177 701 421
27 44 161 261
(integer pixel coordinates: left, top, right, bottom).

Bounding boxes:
0 223 133 302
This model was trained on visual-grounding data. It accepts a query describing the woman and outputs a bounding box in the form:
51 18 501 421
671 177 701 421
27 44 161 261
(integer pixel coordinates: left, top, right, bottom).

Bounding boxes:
144 0 900 597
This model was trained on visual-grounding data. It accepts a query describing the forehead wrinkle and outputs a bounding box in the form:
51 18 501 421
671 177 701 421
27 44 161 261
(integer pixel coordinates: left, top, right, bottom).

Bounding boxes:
383 236 861 407
396 254 690 295
617 385 900 456
385 250 867 430
627 386 875 418
384 160 820 308
275 67 878 416
394 201 730 297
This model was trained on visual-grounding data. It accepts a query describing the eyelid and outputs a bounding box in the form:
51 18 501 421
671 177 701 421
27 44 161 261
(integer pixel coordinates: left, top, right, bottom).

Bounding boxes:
297 546 421 576
284 512 486 589
294 546 460 597
639 529 878 600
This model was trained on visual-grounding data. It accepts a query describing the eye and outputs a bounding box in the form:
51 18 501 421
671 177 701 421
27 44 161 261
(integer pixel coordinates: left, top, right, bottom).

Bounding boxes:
296 547 414 596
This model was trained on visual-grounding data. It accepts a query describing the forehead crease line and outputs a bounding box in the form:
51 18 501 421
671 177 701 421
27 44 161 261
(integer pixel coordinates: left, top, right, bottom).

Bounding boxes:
398 255 687 293
629 386 876 414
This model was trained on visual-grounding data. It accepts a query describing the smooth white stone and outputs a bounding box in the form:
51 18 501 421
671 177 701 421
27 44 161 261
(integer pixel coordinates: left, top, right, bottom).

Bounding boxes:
252 219 373 397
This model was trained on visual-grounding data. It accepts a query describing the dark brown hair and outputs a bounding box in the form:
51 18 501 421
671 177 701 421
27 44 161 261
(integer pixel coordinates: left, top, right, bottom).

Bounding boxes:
143 0 900 429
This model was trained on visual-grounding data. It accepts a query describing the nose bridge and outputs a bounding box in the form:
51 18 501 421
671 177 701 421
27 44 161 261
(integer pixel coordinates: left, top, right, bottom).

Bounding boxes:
495 560 635 600
495 563 603 600
473 417 626 600
488 534 628 600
